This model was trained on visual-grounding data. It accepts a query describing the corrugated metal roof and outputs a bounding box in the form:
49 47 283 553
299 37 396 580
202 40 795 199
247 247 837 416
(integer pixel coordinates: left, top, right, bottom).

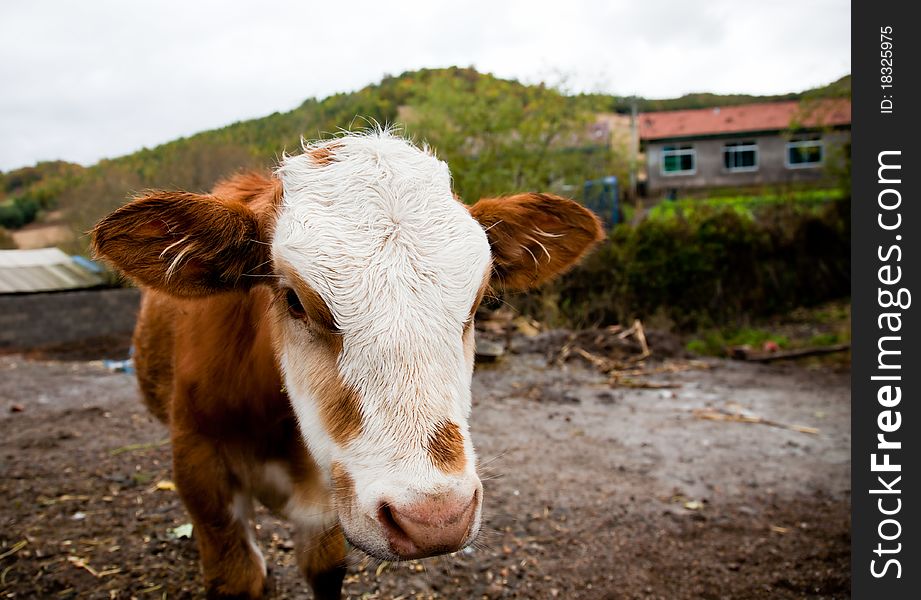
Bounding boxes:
0 248 105 294
639 99 852 141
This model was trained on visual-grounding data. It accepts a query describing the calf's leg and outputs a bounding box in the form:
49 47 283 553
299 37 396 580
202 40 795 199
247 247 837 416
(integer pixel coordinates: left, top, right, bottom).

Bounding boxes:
295 524 347 600
172 431 267 599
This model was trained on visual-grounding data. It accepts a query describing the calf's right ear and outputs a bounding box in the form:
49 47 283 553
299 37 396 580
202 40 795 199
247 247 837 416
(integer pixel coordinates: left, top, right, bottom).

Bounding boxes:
91 191 270 297
469 193 604 291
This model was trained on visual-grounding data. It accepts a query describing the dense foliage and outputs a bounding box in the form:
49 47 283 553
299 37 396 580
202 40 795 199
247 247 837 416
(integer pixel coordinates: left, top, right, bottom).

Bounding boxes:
2 68 849 245
2 68 851 329
57 68 626 249
582 75 850 113
0 161 82 229
513 197 851 330
402 73 620 202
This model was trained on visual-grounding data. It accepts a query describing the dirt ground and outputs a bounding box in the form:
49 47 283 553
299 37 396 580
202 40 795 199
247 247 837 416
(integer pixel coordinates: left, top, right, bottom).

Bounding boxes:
9 218 73 250
0 332 850 599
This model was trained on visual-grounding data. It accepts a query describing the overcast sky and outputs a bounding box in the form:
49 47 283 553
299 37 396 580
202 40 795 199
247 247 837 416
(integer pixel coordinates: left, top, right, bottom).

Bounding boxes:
1 0 850 171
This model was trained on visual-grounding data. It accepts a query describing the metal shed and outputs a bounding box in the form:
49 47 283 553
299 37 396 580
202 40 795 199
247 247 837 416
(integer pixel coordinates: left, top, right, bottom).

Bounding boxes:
0 248 105 294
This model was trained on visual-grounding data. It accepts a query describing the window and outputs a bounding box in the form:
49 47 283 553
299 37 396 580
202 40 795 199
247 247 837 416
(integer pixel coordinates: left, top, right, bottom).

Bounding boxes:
661 145 696 175
786 137 824 168
723 141 758 172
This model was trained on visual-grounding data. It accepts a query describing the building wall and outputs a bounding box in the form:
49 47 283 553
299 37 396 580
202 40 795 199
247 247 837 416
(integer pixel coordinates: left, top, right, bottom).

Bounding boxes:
644 130 849 195
0 288 140 351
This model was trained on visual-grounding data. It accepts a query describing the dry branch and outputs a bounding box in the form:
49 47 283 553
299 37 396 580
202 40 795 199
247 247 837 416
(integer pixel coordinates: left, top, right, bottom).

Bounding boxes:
731 343 850 363
692 407 819 434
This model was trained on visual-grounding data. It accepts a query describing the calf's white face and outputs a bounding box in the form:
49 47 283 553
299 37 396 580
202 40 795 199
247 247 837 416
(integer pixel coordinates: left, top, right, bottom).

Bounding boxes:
272 134 491 558
90 129 603 562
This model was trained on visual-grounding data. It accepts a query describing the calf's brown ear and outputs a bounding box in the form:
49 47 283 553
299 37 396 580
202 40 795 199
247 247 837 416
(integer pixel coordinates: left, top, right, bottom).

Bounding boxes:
91 191 270 297
469 193 604 291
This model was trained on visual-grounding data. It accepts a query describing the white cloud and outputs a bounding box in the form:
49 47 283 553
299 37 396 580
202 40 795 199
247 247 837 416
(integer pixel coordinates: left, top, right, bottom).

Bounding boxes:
0 0 850 170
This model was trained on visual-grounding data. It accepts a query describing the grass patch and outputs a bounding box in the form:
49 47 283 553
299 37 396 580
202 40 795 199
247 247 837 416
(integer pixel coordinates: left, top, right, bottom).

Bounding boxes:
686 328 790 356
807 332 842 347
684 300 851 359
647 188 846 222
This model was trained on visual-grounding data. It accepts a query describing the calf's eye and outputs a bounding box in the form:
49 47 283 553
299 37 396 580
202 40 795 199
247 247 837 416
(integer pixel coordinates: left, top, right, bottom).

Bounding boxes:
285 288 306 319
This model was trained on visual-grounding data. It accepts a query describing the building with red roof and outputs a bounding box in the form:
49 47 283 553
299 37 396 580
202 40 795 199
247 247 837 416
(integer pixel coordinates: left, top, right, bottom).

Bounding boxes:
638 99 850 195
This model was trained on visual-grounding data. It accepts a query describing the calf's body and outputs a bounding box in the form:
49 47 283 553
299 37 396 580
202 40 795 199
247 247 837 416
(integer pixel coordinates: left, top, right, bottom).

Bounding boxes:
138 286 345 597
93 132 603 598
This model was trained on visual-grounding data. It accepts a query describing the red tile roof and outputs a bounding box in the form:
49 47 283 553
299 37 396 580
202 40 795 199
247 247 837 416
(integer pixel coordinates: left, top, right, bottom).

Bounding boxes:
638 99 851 141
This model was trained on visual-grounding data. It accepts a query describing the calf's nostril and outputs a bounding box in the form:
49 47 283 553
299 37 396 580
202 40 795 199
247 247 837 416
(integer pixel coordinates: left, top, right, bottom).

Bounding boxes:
379 492 479 559
377 503 401 534
376 502 422 558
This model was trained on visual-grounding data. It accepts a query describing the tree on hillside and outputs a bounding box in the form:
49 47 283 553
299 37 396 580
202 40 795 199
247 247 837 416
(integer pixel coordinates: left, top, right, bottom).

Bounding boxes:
23 67 845 252
403 73 620 202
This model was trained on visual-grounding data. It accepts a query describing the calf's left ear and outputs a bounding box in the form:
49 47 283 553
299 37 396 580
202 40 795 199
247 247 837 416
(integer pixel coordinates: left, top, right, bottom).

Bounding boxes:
469 193 604 291
91 191 270 297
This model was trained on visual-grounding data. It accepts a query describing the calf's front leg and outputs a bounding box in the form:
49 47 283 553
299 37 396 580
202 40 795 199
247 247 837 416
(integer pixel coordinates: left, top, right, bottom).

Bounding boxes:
295 524 348 600
172 430 268 599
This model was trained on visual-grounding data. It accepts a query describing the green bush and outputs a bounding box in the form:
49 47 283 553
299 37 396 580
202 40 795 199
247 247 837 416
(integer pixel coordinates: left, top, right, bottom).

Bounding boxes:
0 196 40 229
647 188 846 222
512 197 850 330
0 165 76 229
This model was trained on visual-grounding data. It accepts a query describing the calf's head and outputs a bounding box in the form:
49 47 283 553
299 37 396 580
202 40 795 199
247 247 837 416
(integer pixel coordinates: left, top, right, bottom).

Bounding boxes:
93 131 603 560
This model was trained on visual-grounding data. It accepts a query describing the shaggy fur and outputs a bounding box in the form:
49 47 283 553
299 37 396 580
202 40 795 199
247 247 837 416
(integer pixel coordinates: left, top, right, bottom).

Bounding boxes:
91 130 603 599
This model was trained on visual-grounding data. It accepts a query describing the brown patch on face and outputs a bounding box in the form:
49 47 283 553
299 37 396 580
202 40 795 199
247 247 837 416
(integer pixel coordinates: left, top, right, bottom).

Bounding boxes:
274 285 362 447
330 461 355 503
427 421 466 474
275 260 339 333
292 338 363 447
309 143 342 166
319 381 363 447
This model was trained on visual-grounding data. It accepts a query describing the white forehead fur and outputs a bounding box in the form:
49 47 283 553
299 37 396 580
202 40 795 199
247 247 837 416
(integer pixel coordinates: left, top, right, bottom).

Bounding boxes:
274 130 490 338
272 131 490 487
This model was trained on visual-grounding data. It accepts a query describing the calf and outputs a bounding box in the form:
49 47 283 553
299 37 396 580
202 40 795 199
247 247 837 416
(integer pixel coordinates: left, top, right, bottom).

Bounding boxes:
92 131 602 599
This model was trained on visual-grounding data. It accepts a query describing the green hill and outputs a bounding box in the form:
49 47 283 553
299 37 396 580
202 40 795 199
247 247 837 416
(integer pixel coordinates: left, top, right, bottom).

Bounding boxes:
0 161 84 232
584 74 851 113
0 68 850 253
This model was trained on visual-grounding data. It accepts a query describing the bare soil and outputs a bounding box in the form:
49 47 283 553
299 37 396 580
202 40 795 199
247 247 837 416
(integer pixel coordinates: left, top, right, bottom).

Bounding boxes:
9 222 73 250
0 334 850 599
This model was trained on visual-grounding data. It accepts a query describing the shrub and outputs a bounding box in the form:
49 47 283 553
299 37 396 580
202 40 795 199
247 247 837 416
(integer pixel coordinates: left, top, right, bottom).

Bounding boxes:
0 196 40 229
511 197 850 330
